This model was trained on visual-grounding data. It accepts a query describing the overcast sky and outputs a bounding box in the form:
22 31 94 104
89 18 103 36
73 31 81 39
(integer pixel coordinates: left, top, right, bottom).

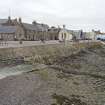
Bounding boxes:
0 0 105 32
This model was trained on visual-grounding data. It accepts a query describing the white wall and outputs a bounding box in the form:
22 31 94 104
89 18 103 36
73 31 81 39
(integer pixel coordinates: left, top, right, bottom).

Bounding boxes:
85 32 96 40
59 30 72 41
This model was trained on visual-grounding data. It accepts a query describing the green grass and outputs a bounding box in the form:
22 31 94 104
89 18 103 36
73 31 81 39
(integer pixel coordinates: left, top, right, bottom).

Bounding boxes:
35 69 49 80
51 93 87 105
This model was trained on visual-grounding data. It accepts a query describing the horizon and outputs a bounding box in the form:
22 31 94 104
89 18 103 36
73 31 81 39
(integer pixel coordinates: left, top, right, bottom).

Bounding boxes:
0 0 105 32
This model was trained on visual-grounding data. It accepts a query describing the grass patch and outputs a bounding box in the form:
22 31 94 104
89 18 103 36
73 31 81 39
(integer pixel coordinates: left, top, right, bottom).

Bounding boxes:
51 93 87 105
87 42 103 50
57 72 72 79
35 69 49 80
69 63 81 69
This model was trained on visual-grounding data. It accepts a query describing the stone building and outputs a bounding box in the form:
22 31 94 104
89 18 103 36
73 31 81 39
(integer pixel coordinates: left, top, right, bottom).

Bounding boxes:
0 16 49 41
0 16 85 41
47 26 60 40
84 30 101 40
0 26 16 41
0 17 25 41
20 20 49 41
70 30 84 40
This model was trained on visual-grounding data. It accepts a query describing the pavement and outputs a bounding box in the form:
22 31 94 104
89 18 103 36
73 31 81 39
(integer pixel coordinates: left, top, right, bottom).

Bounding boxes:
0 40 60 48
0 40 99 49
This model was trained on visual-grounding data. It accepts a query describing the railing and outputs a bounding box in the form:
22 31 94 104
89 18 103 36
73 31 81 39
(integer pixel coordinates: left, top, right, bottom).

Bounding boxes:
0 41 8 46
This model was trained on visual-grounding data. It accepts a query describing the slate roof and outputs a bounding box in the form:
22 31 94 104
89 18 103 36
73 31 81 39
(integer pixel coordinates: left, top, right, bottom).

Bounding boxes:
37 24 49 31
23 23 49 31
67 29 82 36
0 26 17 33
0 19 8 24
48 27 60 32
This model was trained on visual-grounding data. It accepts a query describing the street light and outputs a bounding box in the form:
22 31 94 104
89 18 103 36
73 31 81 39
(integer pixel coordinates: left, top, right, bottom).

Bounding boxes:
63 25 66 46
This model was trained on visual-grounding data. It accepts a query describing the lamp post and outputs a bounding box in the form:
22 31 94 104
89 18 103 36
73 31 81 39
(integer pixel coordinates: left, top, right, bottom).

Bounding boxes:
63 25 66 46
41 24 45 43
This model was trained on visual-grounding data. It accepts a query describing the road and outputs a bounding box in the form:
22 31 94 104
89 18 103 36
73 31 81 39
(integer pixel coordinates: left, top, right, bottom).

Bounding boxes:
0 40 99 49
0 40 60 48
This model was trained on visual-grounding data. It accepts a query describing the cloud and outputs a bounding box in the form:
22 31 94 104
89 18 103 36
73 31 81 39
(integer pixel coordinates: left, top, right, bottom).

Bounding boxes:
0 0 105 31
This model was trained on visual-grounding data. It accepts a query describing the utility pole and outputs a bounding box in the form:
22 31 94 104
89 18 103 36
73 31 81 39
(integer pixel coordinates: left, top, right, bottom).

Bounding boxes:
41 24 45 43
63 25 66 46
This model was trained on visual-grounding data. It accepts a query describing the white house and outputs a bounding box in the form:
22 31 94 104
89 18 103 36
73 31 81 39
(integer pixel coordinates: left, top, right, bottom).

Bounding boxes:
96 34 105 40
85 30 101 40
58 25 72 41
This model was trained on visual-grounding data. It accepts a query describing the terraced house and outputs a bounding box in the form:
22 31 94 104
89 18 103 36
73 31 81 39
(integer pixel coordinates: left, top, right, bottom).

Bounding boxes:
0 16 84 41
0 16 51 41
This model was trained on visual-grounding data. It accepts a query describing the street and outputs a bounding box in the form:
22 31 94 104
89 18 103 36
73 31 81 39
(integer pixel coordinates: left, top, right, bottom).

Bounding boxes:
0 40 60 48
0 40 99 49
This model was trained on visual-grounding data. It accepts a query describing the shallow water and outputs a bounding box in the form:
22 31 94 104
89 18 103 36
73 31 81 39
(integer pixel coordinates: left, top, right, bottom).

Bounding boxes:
0 64 33 79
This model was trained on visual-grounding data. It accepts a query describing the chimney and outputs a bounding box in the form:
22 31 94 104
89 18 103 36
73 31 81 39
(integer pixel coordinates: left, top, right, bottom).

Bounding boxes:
63 25 65 29
19 17 22 23
32 21 37 25
41 24 44 27
14 18 17 22
92 29 94 32
8 16 11 21
58 25 60 29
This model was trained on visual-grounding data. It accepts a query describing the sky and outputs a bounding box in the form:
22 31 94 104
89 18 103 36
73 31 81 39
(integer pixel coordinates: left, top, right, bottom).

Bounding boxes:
0 0 105 32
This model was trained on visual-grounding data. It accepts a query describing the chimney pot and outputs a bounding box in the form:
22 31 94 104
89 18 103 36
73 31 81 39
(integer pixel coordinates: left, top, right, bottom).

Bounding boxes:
32 21 37 25
63 25 65 29
19 17 22 23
